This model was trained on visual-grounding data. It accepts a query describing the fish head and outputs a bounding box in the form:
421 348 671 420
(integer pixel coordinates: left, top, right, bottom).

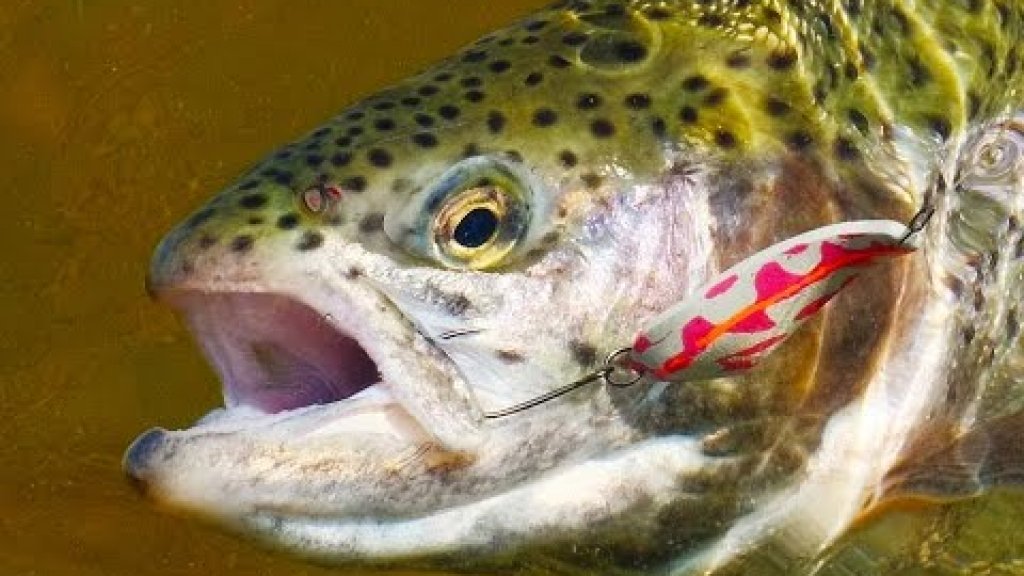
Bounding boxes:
125 0 1024 572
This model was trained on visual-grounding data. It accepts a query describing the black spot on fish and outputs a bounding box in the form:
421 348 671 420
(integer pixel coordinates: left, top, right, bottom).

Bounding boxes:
577 93 603 110
651 115 667 136
786 131 814 151
533 108 559 127
525 19 548 32
624 93 652 109
497 350 526 364
413 133 439 148
297 231 324 251
548 55 572 69
581 173 603 189
714 130 737 149
703 87 728 107
230 235 254 253
439 105 461 120
239 194 268 209
464 90 486 103
860 46 877 71
679 106 698 124
331 152 353 167
764 97 791 116
434 291 471 316
907 58 931 87
488 60 512 73
590 118 616 138
604 3 626 17
967 91 982 121
563 32 589 46
414 113 436 128
767 49 798 70
644 6 671 20
559 150 578 168
569 340 598 367
374 118 396 132
844 61 860 80
487 111 506 134
359 213 385 234
682 75 709 92
848 108 870 134
525 72 544 86
198 235 217 249
698 13 725 27
277 213 299 230
368 148 393 168
726 52 751 68
614 40 648 62
342 176 367 193
834 137 860 161
927 115 952 140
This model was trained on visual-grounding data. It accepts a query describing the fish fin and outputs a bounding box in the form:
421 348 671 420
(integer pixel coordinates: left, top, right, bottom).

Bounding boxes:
866 412 1024 516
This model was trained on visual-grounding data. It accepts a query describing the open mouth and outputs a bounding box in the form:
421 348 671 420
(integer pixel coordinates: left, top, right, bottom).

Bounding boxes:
176 292 383 415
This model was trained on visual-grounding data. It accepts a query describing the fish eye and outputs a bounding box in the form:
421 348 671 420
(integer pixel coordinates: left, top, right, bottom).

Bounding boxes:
384 156 538 270
453 207 500 248
433 178 526 269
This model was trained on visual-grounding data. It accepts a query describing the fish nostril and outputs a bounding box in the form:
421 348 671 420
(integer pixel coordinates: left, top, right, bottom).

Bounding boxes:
123 428 167 493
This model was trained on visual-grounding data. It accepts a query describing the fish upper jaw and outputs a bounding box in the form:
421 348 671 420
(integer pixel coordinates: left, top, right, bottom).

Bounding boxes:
141 230 488 455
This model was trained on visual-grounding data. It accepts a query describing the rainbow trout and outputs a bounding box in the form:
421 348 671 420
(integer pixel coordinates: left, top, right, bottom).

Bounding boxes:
126 0 1024 573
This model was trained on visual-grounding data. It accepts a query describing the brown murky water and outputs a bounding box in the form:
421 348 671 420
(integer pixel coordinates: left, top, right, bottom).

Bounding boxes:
3 2 1023 575
0 2 546 575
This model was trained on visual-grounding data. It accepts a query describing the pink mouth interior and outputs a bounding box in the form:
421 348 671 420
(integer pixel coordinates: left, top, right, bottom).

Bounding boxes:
177 293 381 413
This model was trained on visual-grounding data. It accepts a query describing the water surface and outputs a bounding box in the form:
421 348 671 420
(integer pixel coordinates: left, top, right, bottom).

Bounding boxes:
0 3 545 574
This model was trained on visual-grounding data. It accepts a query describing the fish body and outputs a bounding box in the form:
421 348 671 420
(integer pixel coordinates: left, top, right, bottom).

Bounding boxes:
126 1 1024 573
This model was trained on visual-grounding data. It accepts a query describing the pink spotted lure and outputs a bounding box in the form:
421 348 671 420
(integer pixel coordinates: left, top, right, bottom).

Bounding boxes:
485 217 923 419
630 220 914 382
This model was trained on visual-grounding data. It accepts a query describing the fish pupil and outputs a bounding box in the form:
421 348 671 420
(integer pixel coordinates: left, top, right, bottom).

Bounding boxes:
453 208 499 248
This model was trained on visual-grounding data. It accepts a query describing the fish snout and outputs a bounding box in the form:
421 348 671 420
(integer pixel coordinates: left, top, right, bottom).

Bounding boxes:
123 427 167 494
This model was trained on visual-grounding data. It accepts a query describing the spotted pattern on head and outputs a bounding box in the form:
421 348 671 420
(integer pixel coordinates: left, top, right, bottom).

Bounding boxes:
156 0 1022 277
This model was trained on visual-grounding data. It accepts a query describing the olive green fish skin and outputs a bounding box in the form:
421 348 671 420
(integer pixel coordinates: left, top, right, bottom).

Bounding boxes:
135 1 1023 574
150 0 1021 283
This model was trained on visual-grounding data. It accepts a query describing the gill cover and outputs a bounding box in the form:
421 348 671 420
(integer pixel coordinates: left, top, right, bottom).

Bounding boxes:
631 220 916 381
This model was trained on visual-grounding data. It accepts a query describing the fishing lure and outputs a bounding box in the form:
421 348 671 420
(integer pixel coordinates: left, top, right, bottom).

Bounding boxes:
485 209 933 419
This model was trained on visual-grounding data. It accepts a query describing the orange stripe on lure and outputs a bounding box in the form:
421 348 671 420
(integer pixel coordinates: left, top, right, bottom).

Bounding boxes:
631 220 916 382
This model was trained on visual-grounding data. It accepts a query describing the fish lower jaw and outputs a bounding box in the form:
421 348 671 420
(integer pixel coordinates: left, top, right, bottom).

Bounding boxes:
185 382 428 443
